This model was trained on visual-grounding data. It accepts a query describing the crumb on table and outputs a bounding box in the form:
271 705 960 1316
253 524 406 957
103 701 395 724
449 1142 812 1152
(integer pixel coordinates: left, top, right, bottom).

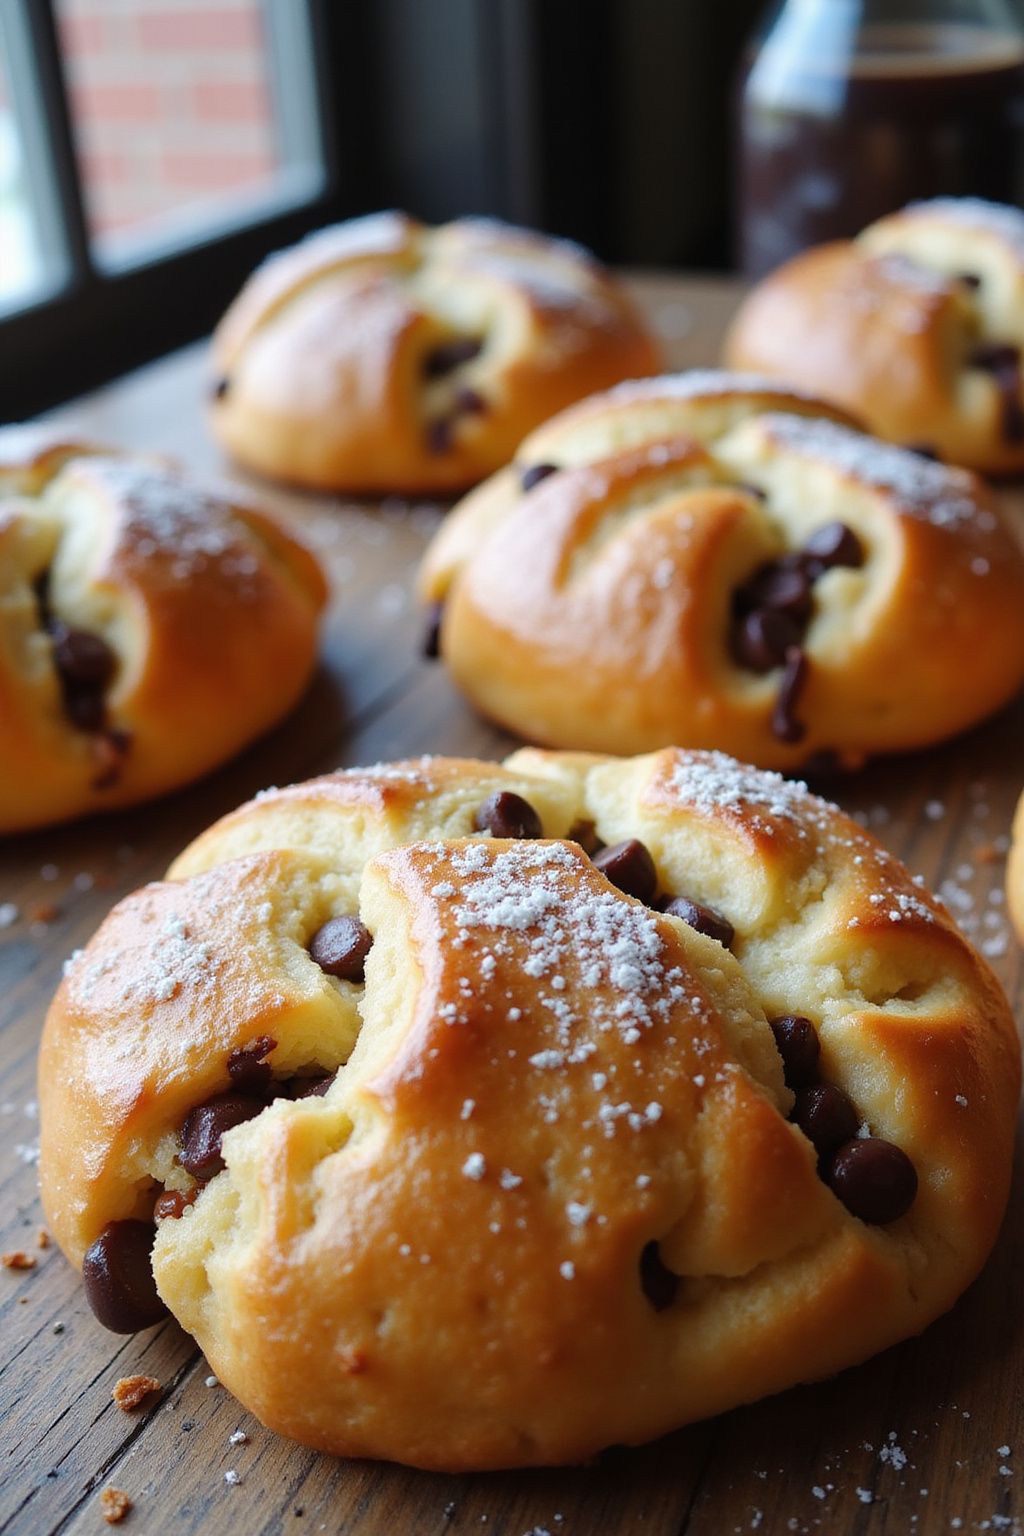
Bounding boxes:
100 1487 132 1524
112 1374 162 1412
37 1228 50 1249
2 1251 36 1271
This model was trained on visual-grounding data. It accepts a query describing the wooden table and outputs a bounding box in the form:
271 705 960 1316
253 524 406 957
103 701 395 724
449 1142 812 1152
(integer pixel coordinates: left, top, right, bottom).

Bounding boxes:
3 275 1024 1536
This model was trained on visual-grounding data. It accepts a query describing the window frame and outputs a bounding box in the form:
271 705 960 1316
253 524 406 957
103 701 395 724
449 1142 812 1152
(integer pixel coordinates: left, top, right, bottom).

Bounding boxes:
0 0 346 419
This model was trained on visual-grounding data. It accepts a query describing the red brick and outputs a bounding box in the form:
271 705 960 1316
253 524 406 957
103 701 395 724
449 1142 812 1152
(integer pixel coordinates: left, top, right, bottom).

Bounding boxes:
58 12 107 55
192 78 270 123
136 8 262 52
160 148 275 191
71 83 164 124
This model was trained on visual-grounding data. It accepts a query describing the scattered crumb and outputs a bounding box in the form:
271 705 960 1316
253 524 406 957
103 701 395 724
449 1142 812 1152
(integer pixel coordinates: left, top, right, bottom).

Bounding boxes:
36 1228 50 1249
224 1470 241 1486
205 1374 219 1388
52 1321 64 1334
2 1251 36 1270
100 1488 132 1524
229 1429 249 1446
112 1375 161 1412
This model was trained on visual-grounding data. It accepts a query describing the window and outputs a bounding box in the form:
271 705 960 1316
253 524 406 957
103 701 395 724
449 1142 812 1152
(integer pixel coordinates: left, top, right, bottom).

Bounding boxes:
56 0 325 267
0 0 340 420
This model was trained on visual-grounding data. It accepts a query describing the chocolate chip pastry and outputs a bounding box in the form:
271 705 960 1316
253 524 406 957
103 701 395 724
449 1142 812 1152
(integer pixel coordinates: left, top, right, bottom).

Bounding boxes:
208 211 660 494
726 197 1024 474
40 750 1019 1469
0 428 326 832
419 371 1024 770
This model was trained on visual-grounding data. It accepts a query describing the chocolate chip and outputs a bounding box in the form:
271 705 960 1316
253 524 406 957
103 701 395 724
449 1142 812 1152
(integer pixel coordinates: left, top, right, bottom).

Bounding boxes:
801 521 864 574
828 1136 917 1224
732 607 802 673
567 818 604 856
153 1189 198 1222
422 602 443 660
593 839 657 904
520 462 559 493
226 1035 276 1096
211 375 231 400
639 1241 678 1311
51 625 116 688
740 559 813 622
82 1220 168 1333
792 1082 859 1155
178 1093 265 1181
661 896 734 950
309 916 374 982
423 337 483 378
427 418 453 454
90 727 132 790
771 647 808 744
738 482 767 501
906 442 940 461
474 790 543 840
453 386 486 415
957 271 982 289
292 1071 337 1099
968 341 1024 442
66 687 107 733
769 1015 820 1089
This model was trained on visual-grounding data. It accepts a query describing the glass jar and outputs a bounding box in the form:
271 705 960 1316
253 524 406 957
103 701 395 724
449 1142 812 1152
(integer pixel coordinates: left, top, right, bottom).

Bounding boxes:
736 0 1024 276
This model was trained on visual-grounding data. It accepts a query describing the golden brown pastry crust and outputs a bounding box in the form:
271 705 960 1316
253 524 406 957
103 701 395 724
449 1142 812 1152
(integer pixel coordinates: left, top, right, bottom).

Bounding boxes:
209 211 661 494
421 372 1024 769
0 433 326 832
40 750 1019 1469
725 198 1024 473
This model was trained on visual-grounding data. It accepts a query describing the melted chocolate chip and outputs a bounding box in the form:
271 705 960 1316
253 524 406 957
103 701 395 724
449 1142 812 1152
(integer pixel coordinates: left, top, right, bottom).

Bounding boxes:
661 896 734 950
423 337 483 378
769 1015 820 1089
153 1189 198 1222
771 647 808 744
453 386 486 415
474 790 543 840
738 482 767 501
211 375 231 401
520 462 559 493
309 916 374 982
828 1136 917 1224
89 728 132 791
427 418 453 455
969 341 1024 442
639 1241 679 1311
741 559 813 623
292 1070 338 1099
226 1035 276 1096
793 1082 859 1156
51 624 116 688
567 818 603 856
957 271 982 290
732 607 802 673
802 521 864 575
422 602 444 660
593 839 658 904
82 1220 168 1333
179 1093 265 1181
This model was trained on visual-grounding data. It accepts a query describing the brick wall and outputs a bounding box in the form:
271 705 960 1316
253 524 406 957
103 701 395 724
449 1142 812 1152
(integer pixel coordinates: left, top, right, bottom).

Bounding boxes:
57 0 279 241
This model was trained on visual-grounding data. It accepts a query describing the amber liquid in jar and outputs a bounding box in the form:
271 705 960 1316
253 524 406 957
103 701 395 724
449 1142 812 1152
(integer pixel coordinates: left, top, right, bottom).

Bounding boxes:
739 24 1024 276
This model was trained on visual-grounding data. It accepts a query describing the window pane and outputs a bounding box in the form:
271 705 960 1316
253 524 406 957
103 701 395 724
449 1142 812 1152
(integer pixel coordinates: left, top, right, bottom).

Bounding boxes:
56 0 323 264
0 45 50 309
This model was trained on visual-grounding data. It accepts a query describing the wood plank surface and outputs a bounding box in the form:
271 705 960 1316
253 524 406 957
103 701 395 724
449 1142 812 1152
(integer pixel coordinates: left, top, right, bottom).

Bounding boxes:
2 274 1024 1536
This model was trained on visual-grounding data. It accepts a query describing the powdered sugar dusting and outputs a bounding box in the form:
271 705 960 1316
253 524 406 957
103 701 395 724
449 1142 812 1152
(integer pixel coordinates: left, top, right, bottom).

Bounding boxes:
906 197 1024 261
756 415 987 530
669 750 831 837
604 369 832 410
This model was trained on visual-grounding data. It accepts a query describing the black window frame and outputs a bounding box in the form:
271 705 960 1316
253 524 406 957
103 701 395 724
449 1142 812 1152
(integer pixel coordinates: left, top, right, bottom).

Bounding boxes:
0 0 349 419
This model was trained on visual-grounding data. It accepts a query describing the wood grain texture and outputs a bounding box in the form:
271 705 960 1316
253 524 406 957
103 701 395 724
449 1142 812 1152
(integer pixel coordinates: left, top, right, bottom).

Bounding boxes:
2 275 1023 1536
